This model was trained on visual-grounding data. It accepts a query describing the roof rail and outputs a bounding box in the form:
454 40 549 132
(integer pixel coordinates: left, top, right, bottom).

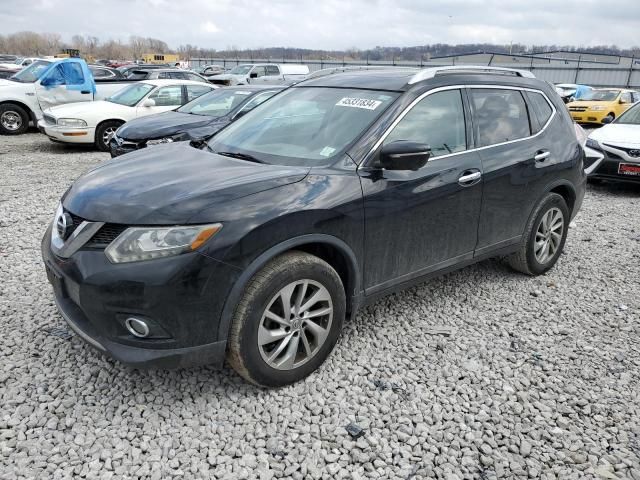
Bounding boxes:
408 65 536 84
303 65 417 81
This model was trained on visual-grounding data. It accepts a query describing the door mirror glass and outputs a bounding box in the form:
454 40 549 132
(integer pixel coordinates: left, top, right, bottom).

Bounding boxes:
141 98 156 107
379 141 431 171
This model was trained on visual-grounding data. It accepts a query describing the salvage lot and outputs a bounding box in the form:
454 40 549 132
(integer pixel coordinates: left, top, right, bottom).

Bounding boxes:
1 133 639 479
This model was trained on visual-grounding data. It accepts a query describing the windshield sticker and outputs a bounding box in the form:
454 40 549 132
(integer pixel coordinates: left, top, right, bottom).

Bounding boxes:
336 97 382 110
319 146 336 157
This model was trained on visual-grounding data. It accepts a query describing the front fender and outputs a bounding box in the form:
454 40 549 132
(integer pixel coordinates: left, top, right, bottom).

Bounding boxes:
213 233 362 344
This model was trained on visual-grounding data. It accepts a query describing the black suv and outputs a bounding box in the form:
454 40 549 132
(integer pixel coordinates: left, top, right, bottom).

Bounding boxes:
42 66 585 387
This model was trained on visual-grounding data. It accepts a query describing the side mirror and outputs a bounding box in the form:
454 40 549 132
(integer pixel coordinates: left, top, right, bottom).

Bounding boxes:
379 141 431 171
602 116 614 124
249 72 258 78
141 98 156 107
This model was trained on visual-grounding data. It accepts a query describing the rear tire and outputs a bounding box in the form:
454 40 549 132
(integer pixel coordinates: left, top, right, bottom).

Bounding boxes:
95 120 122 152
508 193 569 276
227 251 346 387
0 103 29 135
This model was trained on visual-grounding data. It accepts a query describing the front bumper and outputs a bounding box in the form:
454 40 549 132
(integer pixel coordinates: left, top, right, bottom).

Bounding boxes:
569 110 609 124
41 224 241 368
109 136 146 158
586 147 640 183
38 120 95 144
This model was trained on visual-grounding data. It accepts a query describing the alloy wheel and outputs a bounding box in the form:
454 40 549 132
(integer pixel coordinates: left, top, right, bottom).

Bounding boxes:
534 207 564 264
258 279 333 370
102 126 117 146
1 111 22 131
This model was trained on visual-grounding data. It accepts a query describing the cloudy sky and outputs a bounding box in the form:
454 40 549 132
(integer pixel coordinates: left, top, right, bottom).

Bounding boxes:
1 0 639 50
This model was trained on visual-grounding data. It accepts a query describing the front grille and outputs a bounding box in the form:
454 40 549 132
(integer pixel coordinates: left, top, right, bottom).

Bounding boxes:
569 106 588 112
87 224 128 246
43 114 56 125
603 143 640 159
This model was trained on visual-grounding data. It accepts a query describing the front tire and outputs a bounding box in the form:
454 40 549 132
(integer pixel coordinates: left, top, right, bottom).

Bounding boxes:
0 103 30 135
95 120 122 151
508 193 569 276
227 251 346 387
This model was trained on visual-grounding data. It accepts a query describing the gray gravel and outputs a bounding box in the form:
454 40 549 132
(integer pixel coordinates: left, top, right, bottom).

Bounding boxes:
1 132 639 479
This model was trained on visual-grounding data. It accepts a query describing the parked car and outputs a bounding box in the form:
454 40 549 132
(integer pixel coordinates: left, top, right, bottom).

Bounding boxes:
125 68 210 83
42 66 585 386
585 102 640 182
0 58 141 135
117 64 170 77
567 88 640 125
110 85 283 157
208 63 309 86
38 80 214 151
554 83 592 103
89 65 125 80
193 64 226 77
0 56 41 71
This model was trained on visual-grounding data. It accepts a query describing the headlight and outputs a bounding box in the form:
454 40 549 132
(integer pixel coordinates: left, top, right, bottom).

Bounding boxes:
585 138 600 149
57 118 87 127
590 106 605 111
105 224 222 263
147 137 175 146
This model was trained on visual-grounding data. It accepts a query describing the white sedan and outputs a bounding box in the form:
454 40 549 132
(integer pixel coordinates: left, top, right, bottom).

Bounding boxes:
38 79 215 151
586 102 640 182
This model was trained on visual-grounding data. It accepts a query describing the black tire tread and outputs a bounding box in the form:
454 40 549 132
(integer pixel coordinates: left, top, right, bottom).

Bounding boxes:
227 251 343 387
95 120 122 151
508 193 567 276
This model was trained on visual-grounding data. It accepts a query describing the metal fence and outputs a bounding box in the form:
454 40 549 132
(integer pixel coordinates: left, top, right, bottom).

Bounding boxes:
190 57 640 88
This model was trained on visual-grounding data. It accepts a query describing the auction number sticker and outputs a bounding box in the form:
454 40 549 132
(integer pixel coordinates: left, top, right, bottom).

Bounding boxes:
336 97 382 110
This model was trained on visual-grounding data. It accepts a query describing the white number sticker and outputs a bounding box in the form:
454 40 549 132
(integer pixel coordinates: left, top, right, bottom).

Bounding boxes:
336 97 382 110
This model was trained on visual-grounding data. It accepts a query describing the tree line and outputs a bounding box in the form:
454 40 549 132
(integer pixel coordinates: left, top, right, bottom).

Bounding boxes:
2 31 639 61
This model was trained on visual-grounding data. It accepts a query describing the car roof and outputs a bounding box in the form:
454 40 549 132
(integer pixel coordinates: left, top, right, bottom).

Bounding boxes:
139 79 214 87
217 85 285 92
297 66 543 92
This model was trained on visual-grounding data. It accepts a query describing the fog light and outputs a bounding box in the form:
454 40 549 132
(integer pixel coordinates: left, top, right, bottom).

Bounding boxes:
125 317 150 338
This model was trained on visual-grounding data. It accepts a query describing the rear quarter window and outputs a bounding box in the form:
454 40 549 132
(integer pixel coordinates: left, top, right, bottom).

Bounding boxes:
525 91 554 134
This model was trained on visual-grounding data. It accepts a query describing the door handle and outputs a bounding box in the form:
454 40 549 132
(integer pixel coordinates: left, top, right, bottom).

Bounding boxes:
534 150 551 162
458 171 481 186
80 90 91 94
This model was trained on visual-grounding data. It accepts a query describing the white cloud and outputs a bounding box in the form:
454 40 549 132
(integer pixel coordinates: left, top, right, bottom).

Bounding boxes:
0 0 639 50
201 21 221 34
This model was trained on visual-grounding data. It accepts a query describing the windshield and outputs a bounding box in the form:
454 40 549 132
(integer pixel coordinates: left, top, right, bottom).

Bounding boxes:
581 90 620 102
616 103 640 125
9 60 51 83
106 83 155 106
207 87 399 166
178 89 254 117
229 65 253 75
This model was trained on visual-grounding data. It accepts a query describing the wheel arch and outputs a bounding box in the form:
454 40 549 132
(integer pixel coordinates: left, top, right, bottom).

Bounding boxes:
216 234 362 344
524 180 577 235
95 118 126 131
0 100 35 122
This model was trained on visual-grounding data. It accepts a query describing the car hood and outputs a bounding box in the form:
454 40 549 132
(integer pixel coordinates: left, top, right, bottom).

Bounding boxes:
63 143 310 224
590 123 640 147
568 100 614 108
47 100 129 118
117 111 224 141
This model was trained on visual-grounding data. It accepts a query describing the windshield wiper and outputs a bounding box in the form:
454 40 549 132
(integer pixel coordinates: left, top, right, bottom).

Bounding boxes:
216 151 266 164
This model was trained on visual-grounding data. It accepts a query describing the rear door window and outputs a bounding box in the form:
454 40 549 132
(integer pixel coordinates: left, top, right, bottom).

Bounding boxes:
470 89 531 147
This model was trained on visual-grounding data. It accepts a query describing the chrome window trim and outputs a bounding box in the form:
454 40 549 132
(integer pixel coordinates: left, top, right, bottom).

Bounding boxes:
363 84 557 165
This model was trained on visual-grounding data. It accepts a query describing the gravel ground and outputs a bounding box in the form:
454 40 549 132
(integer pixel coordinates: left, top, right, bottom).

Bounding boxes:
1 132 639 480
